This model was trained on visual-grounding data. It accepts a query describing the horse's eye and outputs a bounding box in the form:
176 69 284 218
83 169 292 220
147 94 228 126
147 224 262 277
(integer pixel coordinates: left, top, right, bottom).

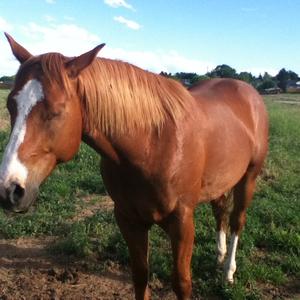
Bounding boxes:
47 111 62 120
44 99 64 120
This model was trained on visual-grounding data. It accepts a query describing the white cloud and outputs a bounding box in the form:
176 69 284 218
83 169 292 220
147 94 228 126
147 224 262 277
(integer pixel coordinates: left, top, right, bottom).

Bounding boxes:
0 21 213 77
0 17 17 75
104 0 135 11
0 16 13 31
46 0 55 4
101 47 214 74
164 51 214 74
64 16 75 21
113 16 140 30
0 22 101 75
44 15 56 22
19 22 100 55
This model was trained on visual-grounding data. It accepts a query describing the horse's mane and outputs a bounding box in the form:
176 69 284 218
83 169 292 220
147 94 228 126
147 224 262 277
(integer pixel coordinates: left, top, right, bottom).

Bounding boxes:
32 53 193 135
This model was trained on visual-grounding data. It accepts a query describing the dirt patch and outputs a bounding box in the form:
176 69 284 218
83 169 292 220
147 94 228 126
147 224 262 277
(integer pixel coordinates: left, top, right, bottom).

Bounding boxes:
0 198 175 299
0 200 298 299
259 280 300 300
72 195 114 222
1 238 298 300
251 250 300 300
0 237 175 300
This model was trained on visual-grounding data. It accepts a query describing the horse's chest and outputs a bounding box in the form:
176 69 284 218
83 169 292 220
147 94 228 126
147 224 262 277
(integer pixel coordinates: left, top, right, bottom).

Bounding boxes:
101 163 177 223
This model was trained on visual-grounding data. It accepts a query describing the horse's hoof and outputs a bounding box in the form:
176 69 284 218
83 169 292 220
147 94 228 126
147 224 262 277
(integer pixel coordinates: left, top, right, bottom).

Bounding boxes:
224 261 236 284
225 277 234 284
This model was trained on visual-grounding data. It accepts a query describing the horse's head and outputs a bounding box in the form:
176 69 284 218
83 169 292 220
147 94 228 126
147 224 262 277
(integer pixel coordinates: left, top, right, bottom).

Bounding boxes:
0 33 105 212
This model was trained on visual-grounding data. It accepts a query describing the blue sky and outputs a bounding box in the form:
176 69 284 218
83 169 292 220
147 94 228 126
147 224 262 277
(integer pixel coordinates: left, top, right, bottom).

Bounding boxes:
0 0 299 77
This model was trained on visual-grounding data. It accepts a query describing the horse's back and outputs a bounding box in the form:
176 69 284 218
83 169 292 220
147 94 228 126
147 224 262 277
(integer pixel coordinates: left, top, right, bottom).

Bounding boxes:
189 78 268 151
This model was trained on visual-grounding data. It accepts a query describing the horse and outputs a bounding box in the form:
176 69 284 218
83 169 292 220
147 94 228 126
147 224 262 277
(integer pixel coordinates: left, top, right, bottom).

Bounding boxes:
0 33 268 300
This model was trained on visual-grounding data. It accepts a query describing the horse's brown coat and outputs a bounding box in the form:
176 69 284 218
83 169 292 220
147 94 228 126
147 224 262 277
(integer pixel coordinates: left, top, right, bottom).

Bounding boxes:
0 34 268 300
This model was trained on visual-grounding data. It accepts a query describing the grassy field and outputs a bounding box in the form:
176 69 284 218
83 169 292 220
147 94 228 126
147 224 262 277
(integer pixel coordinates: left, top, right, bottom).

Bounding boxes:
0 90 299 299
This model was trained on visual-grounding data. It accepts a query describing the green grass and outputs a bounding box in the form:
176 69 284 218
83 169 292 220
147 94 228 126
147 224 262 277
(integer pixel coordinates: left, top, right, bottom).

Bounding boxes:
0 91 299 299
0 90 9 129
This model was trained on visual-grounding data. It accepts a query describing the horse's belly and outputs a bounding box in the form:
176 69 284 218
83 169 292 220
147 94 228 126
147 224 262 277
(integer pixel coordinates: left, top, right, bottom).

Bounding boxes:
198 163 247 201
198 133 253 201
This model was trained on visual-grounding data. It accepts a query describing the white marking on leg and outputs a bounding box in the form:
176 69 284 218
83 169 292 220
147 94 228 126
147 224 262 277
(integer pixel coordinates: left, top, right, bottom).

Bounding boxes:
0 79 44 190
217 230 227 264
224 234 239 283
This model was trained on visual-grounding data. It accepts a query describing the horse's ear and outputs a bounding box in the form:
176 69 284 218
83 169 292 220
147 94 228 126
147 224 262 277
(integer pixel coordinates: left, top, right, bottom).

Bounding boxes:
65 43 106 78
4 32 32 64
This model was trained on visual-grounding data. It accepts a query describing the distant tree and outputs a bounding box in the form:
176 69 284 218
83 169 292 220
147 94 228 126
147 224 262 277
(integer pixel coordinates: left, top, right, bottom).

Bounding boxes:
257 80 277 93
287 70 299 81
158 67 299 93
262 72 273 82
238 72 254 84
159 71 172 78
173 72 195 82
250 75 262 89
170 72 202 86
207 64 237 79
276 68 290 92
195 75 210 82
190 75 201 85
160 71 209 87
276 69 300 92
0 75 15 82
187 75 210 88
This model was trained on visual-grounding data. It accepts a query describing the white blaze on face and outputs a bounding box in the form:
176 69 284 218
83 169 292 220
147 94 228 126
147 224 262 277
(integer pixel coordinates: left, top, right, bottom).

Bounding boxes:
0 79 44 190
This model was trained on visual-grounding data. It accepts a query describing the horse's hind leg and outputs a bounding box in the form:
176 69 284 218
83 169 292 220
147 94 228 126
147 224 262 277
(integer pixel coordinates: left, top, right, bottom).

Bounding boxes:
211 191 233 264
160 205 195 300
225 166 260 283
114 208 150 300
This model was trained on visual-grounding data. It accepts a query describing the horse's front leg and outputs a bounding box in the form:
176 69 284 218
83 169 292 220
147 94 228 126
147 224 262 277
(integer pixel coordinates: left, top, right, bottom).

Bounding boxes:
114 208 150 300
161 205 195 300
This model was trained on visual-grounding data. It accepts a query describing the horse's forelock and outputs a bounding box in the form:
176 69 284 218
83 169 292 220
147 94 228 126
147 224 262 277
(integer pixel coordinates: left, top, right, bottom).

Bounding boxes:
16 53 72 95
39 53 72 92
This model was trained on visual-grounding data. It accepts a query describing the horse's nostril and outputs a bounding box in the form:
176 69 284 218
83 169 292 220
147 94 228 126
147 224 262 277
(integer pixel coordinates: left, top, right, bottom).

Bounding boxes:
14 183 25 199
8 182 25 205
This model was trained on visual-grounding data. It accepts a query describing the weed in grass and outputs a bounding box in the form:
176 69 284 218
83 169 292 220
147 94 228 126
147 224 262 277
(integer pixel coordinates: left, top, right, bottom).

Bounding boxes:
52 222 93 257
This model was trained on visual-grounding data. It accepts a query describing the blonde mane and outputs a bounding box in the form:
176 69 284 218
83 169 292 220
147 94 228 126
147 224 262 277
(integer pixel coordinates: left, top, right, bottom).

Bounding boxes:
35 53 193 135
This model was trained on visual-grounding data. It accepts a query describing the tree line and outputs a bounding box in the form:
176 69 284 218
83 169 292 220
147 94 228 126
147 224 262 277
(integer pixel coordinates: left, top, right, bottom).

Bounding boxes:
0 75 15 83
160 65 300 93
1 65 299 93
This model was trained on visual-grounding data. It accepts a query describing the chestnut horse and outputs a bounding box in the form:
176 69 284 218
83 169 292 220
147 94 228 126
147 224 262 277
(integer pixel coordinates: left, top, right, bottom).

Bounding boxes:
0 33 268 300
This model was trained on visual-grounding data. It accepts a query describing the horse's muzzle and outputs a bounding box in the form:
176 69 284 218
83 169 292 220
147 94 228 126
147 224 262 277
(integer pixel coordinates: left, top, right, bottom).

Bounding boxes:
0 181 37 213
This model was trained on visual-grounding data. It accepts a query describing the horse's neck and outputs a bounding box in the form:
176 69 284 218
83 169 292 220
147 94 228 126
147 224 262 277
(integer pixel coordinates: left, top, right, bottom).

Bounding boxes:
82 122 172 168
80 84 200 165
82 129 120 163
